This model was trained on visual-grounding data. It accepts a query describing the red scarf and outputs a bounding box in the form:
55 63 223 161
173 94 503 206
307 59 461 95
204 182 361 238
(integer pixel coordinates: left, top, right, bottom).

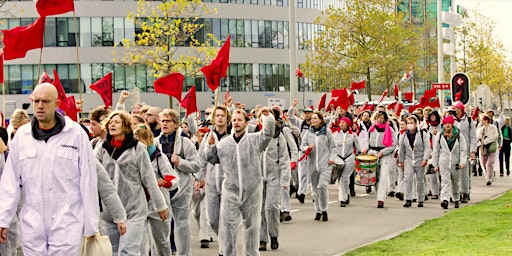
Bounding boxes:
110 138 124 149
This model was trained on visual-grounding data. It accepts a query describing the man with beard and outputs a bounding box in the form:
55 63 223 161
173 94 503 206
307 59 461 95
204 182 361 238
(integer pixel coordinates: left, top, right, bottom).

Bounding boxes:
145 106 163 137
358 110 373 195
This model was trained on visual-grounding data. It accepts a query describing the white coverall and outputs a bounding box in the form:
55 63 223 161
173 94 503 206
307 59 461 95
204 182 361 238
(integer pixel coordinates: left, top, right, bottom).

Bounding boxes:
206 114 275 256
280 126 299 213
0 151 19 256
399 130 432 203
332 129 361 202
0 116 99 256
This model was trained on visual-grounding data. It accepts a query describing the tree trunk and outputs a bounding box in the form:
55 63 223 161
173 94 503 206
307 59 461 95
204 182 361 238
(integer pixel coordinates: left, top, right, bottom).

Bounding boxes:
367 67 371 101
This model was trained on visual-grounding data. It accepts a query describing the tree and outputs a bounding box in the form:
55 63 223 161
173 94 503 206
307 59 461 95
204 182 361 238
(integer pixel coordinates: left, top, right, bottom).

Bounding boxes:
303 0 421 100
114 0 219 81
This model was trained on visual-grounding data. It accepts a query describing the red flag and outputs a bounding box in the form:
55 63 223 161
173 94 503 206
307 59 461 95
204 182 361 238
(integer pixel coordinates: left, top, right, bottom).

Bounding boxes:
408 104 420 113
393 84 399 100
36 0 75 17
296 68 303 78
327 98 338 110
333 89 350 110
318 93 326 111
404 92 414 102
52 69 67 101
201 58 222 92
379 89 388 103
180 86 198 116
396 103 404 116
90 73 113 108
51 69 76 120
2 17 46 60
387 101 397 110
455 90 462 101
0 51 3 83
154 72 184 102
429 98 441 109
63 96 78 122
472 107 480 120
419 97 429 107
348 91 355 106
423 89 437 99
39 71 52 84
216 35 231 78
350 80 366 90
358 102 374 114
331 88 347 98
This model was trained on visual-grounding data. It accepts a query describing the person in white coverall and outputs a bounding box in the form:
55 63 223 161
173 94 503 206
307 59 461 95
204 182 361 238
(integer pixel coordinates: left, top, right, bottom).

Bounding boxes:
134 124 180 256
0 83 99 255
206 109 275 256
0 129 18 256
95 111 168 256
154 109 200 256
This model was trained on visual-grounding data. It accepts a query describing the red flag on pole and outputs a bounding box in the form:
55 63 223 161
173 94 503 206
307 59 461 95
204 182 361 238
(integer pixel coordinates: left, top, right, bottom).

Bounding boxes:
387 101 397 110
408 104 421 113
404 92 414 102
419 97 429 107
429 98 441 109
52 69 67 102
318 93 326 111
217 35 231 78
296 68 303 78
63 96 78 122
423 89 437 99
472 107 480 120
396 103 404 116
90 73 113 109
0 51 4 83
180 86 198 116
379 89 388 103
38 71 52 84
348 91 355 106
393 84 399 100
2 17 46 60
36 0 75 17
350 80 366 90
331 88 346 98
154 72 184 102
327 98 338 110
201 58 222 92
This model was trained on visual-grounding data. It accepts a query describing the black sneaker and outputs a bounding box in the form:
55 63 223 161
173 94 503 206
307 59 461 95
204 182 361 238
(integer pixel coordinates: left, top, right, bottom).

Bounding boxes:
454 201 460 208
270 237 279 250
461 194 469 203
315 213 321 220
377 201 384 208
396 192 404 201
345 195 350 205
366 186 372 193
418 202 424 207
340 201 346 207
322 211 328 221
200 240 209 248
388 191 395 197
350 188 356 197
259 241 267 251
403 200 412 208
441 200 449 209
424 195 429 201
412 199 417 203
487 181 492 186
283 211 292 221
298 194 305 204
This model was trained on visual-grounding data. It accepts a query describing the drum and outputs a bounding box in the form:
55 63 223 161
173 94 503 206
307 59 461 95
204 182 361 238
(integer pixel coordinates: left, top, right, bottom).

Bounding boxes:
355 155 378 186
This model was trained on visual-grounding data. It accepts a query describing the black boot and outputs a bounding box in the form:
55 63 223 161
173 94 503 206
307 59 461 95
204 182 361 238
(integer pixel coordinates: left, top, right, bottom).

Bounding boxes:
270 237 279 250
454 201 460 208
366 186 372 193
283 211 292 221
461 194 469 203
315 213 321 220
403 200 412 207
388 191 395 197
441 200 448 209
340 201 346 207
377 201 384 208
298 194 305 204
259 241 267 251
345 195 350 205
417 202 424 207
396 192 404 201
200 240 209 248
322 211 328 221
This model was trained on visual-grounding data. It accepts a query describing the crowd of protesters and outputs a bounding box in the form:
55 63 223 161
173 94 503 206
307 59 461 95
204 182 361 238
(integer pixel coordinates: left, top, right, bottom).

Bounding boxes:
0 85 509 256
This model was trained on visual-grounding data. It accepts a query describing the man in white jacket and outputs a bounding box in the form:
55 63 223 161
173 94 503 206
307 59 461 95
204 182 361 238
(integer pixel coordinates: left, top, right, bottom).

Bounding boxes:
0 83 99 255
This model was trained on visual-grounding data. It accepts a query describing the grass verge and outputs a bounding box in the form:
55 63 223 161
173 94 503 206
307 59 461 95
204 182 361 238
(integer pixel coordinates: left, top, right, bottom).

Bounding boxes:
344 190 512 255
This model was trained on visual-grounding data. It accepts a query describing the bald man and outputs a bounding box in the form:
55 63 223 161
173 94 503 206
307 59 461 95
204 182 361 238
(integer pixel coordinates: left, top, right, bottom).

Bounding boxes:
145 106 163 137
0 83 99 255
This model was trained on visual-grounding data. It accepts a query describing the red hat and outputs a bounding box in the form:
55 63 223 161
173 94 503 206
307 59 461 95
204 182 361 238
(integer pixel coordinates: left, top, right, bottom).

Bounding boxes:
340 117 352 127
452 101 465 112
442 115 455 125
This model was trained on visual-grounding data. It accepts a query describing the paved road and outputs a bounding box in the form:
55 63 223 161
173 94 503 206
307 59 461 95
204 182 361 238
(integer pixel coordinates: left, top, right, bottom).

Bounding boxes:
188 174 512 256
13 174 512 255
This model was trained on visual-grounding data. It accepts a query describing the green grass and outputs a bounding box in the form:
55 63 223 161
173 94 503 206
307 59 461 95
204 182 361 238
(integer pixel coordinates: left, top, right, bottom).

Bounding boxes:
345 191 512 255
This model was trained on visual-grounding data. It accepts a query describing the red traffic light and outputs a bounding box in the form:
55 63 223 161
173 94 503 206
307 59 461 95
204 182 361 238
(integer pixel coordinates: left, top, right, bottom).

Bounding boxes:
451 73 470 104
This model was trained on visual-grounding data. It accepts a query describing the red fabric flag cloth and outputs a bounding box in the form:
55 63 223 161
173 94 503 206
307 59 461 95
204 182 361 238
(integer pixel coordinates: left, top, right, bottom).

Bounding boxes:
63 96 78 122
318 93 326 111
429 98 441 109
90 72 113 109
201 58 222 92
396 103 404 116
423 89 437 99
358 102 374 114
387 101 397 110
36 0 75 17
38 71 52 84
180 86 198 116
455 90 462 101
296 68 303 77
404 92 414 102
348 91 355 106
327 98 338 110
52 69 76 120
331 88 345 98
0 51 4 83
379 89 388 103
408 104 421 113
216 35 230 78
393 84 399 100
2 17 46 61
298 147 312 162
52 69 67 101
419 97 429 107
472 107 480 120
154 72 184 102
350 80 366 90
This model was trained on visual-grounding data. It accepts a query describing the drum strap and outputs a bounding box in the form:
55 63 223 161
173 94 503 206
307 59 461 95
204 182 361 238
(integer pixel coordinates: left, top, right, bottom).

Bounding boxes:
337 153 353 161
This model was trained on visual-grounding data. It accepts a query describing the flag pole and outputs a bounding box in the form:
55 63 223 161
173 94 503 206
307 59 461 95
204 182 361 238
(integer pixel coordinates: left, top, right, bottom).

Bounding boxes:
2 82 5 127
37 48 43 86
72 11 84 121
214 87 219 107
174 105 181 154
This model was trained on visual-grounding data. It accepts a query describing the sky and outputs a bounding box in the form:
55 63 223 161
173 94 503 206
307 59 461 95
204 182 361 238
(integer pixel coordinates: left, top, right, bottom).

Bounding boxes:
458 0 512 53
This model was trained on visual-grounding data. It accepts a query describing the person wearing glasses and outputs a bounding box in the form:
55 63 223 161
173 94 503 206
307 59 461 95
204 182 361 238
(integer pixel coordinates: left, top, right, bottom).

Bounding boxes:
154 109 199 256
0 83 100 255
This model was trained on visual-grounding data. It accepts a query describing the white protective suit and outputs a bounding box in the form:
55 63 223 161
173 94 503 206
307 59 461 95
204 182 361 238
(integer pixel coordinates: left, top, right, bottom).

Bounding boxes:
280 126 299 213
95 134 167 256
332 129 361 203
0 151 19 256
454 115 477 197
141 148 180 256
0 116 99 256
432 128 467 202
398 129 432 203
260 132 290 243
206 114 275 256
300 125 336 214
95 159 126 225
426 120 442 197
154 131 200 256
287 107 311 198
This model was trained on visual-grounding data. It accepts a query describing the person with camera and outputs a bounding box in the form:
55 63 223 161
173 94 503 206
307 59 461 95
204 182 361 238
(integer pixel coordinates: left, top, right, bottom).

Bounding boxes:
477 114 499 186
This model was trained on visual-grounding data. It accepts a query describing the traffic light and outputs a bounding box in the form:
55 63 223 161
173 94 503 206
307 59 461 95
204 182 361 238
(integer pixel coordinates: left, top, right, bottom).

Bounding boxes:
451 73 470 104
479 97 483 106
